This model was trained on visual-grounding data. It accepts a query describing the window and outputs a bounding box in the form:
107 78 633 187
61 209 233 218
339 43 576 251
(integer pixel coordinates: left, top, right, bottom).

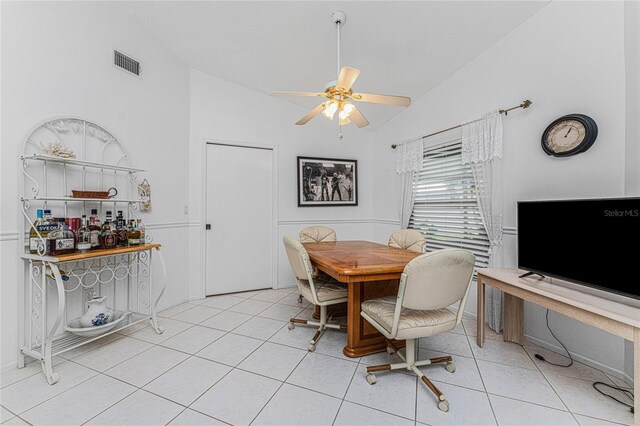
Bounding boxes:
409 139 490 268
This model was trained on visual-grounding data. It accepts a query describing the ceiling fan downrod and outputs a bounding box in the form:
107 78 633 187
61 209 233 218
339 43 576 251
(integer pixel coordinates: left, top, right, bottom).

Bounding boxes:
333 10 347 140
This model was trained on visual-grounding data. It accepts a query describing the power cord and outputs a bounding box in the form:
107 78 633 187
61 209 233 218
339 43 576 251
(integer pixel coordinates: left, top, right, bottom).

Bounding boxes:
534 309 573 367
534 309 634 414
592 382 634 414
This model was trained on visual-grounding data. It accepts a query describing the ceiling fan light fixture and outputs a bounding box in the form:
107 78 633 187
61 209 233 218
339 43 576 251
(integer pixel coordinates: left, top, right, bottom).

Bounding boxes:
322 100 339 120
339 101 356 120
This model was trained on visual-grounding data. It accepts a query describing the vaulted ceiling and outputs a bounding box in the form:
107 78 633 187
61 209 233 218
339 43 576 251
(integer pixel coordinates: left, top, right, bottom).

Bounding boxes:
120 1 548 130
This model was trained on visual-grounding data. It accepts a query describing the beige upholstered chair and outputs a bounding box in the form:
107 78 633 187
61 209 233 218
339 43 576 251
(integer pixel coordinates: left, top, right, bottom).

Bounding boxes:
299 226 337 243
388 229 425 253
361 248 475 412
283 236 348 351
297 226 337 303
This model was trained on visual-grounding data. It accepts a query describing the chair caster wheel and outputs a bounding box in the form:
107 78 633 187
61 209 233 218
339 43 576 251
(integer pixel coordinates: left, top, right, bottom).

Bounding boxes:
288 323 295 330
297 295 303 303
366 373 377 385
445 362 456 373
308 343 316 352
437 400 449 412
386 346 395 354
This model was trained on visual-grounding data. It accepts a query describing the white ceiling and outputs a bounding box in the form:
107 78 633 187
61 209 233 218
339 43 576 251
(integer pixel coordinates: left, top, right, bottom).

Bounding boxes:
120 1 548 130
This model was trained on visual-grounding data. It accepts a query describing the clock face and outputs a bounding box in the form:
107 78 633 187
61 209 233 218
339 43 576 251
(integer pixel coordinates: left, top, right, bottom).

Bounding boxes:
546 120 586 153
541 114 597 157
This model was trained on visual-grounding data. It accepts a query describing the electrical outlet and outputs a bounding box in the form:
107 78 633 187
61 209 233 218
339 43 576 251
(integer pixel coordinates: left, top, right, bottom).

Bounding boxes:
184 205 189 215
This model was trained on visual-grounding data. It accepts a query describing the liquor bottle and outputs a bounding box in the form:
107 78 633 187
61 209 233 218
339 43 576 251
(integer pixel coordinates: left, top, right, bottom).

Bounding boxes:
76 216 92 252
136 219 146 244
29 209 57 254
115 210 127 247
127 220 141 246
46 222 75 255
99 211 117 249
29 209 44 254
88 209 101 249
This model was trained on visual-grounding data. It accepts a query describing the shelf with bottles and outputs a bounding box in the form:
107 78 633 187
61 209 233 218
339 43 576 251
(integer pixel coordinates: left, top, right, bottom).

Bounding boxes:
19 117 165 386
26 208 150 259
20 243 161 262
21 154 146 173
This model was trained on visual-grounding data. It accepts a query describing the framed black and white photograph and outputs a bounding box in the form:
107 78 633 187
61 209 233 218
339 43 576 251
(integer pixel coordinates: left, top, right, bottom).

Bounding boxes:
297 156 357 207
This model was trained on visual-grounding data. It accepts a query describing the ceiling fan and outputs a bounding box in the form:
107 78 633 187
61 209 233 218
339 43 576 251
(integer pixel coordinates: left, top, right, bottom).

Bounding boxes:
271 10 411 136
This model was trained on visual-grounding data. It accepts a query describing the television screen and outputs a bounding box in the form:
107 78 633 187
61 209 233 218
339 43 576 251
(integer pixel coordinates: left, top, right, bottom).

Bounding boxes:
517 198 640 300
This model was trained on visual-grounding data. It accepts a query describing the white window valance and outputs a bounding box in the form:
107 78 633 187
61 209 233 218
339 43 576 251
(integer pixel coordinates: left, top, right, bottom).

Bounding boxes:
395 137 424 174
461 110 503 164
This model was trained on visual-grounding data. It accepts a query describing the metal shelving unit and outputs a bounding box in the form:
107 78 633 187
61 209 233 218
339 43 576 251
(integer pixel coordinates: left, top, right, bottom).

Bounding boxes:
19 117 165 385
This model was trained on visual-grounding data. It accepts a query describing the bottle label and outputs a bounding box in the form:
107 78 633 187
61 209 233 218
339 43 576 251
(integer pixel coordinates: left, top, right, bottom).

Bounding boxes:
90 231 100 247
29 238 44 251
128 238 140 245
103 234 117 248
77 242 92 251
36 224 58 233
55 238 75 250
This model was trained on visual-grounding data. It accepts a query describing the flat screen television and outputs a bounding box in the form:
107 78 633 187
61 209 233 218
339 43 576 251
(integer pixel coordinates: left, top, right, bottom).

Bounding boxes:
517 197 640 301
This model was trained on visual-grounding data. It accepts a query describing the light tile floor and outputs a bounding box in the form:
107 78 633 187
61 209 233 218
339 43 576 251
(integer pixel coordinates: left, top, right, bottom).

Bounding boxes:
1 287 635 426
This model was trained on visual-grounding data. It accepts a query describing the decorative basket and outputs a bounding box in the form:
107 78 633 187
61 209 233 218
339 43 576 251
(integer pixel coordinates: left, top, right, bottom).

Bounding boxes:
71 187 118 199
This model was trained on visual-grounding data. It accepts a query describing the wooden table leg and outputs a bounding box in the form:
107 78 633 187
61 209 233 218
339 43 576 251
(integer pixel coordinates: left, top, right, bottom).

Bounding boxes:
477 277 485 347
343 279 405 358
634 328 639 426
503 293 524 345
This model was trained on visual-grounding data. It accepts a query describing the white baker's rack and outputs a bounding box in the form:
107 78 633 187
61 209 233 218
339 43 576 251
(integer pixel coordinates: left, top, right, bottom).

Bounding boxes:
18 117 166 384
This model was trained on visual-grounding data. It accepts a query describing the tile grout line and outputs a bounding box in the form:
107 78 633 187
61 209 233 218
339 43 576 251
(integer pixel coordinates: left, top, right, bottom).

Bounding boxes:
520 339 581 424
246 339 313 425
462 325 500 425
330 359 360 426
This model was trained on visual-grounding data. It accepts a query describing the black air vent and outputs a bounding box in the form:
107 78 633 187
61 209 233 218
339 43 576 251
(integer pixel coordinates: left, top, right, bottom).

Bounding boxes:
113 50 141 76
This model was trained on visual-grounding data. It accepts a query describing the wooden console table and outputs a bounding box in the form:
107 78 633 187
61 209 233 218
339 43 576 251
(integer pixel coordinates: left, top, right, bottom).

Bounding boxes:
303 240 420 357
477 268 639 425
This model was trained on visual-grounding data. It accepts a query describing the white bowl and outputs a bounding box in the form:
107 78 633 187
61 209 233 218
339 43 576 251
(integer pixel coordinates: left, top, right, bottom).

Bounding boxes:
66 311 129 337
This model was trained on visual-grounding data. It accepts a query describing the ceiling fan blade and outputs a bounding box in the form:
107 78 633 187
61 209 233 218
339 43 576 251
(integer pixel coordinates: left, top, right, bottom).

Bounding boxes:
351 92 411 107
339 117 351 126
295 103 325 125
272 91 325 98
350 107 369 128
337 67 360 91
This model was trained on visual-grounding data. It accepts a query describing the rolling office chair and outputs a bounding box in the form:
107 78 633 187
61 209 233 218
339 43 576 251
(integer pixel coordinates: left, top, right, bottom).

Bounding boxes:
297 226 337 303
360 248 475 412
299 225 337 243
388 229 426 253
283 236 347 352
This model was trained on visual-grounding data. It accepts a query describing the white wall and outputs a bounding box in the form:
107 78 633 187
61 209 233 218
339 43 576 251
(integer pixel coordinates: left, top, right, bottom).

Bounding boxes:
370 1 632 381
188 69 374 298
0 2 191 370
623 0 640 383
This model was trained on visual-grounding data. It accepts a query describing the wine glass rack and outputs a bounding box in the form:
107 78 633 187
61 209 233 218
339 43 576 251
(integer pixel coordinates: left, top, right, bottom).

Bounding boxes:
18 117 166 384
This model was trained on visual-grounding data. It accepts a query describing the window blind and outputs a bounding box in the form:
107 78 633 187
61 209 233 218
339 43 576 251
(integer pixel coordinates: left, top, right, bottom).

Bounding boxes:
408 140 490 268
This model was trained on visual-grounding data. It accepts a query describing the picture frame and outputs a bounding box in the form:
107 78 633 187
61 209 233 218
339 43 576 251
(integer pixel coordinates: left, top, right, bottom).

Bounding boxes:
297 156 358 207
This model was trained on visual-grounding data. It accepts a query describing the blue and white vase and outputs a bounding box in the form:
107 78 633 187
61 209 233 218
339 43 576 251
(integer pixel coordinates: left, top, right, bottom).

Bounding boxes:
79 296 113 328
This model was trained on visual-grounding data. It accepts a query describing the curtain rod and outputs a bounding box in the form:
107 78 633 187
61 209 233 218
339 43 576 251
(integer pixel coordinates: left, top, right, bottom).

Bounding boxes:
390 99 532 149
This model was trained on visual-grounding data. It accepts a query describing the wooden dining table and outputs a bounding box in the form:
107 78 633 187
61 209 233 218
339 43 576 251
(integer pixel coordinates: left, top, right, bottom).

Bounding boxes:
302 240 421 357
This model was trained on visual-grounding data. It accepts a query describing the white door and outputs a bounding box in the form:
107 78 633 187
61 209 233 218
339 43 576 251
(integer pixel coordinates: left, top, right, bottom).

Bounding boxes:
205 143 274 295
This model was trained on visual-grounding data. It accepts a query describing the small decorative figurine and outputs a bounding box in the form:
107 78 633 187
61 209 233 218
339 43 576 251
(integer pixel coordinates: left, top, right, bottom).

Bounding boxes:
138 178 152 211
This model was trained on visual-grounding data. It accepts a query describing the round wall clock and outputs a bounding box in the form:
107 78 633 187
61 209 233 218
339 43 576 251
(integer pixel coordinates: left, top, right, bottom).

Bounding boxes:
541 114 598 157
